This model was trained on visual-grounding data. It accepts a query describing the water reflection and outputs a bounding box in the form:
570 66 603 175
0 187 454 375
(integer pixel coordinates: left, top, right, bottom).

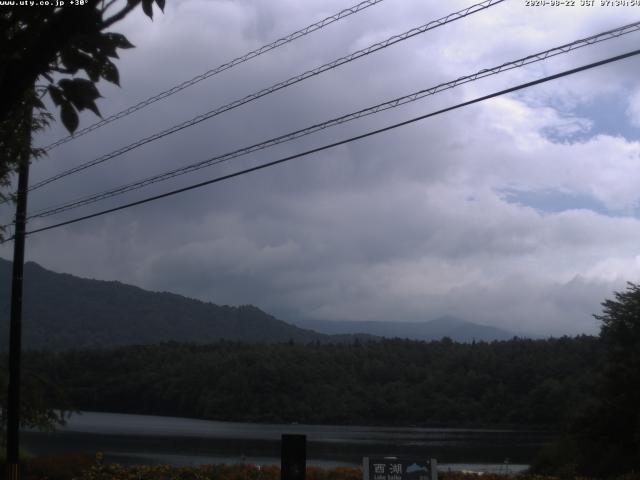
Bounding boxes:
23 412 552 471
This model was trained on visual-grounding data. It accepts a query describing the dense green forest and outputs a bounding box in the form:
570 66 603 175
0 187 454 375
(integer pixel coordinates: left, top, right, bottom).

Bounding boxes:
18 336 600 428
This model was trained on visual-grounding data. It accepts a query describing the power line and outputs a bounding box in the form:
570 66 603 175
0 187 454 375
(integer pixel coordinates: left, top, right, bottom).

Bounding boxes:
25 20 640 220
27 0 504 193
15 48 640 240
40 0 387 152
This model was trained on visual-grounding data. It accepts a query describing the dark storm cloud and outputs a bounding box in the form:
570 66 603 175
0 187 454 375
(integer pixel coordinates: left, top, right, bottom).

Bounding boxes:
3 0 640 335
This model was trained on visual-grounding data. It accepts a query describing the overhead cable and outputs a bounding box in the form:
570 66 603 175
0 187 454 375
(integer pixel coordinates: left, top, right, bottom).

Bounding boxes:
27 0 505 193
26 20 640 220
41 0 387 151
13 48 640 240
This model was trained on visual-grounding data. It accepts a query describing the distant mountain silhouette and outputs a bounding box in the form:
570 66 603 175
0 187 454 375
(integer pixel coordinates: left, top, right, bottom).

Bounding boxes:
290 315 518 342
0 258 369 350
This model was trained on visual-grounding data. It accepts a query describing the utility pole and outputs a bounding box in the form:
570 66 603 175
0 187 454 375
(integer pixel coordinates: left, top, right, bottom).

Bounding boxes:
6 106 32 480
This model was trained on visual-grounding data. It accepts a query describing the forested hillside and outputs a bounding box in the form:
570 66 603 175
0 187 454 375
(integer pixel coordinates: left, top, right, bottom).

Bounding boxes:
0 259 519 347
0 259 364 349
20 336 600 428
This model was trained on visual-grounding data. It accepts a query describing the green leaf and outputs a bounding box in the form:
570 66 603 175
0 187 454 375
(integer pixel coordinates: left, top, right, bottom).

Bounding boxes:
84 99 101 117
59 78 100 100
60 49 81 75
58 78 102 116
60 48 101 81
95 33 119 59
142 0 153 19
101 60 120 86
48 86 64 107
103 32 135 50
85 63 102 83
60 102 78 134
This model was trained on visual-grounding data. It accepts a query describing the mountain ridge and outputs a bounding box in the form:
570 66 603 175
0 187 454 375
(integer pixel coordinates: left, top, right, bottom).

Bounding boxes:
1 258 520 349
290 315 518 342
0 258 366 350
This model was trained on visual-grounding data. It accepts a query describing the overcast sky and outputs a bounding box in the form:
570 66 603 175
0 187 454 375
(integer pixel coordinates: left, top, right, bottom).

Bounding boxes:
3 0 640 336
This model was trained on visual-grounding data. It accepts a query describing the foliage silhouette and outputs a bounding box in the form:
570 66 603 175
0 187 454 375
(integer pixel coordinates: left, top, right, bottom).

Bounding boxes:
0 0 165 208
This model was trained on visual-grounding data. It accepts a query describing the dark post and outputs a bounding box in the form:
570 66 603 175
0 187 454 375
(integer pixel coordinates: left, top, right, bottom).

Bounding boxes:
281 434 306 480
6 109 31 480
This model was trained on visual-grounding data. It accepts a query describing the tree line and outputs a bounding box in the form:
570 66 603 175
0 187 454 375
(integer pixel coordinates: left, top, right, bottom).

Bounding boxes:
17 336 600 429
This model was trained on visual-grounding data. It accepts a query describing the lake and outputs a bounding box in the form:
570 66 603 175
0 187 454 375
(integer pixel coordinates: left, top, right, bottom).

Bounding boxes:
23 412 553 473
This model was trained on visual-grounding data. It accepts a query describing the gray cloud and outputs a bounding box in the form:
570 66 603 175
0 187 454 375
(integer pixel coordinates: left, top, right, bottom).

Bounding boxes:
3 0 640 336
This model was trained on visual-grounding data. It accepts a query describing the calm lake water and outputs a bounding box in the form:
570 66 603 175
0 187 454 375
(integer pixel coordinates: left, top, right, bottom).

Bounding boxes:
23 412 553 473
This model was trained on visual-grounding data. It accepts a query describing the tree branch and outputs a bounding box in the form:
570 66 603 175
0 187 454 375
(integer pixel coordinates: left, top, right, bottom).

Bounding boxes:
102 2 138 29
101 0 120 14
